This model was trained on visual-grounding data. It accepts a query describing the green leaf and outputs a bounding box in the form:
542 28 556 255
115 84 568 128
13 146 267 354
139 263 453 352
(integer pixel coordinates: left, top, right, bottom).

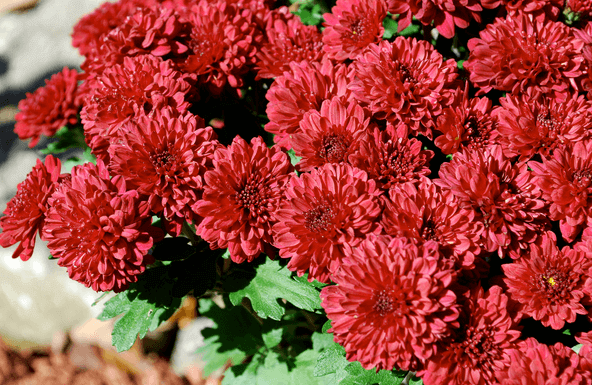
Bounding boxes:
97 266 182 352
292 0 326 26
40 125 87 155
399 23 420 37
61 148 97 173
314 344 347 377
228 259 322 320
340 362 405 385
293 273 328 288
287 149 302 167
457 59 465 70
311 332 334 351
197 298 264 376
383 17 398 39
262 328 284 349
573 343 583 354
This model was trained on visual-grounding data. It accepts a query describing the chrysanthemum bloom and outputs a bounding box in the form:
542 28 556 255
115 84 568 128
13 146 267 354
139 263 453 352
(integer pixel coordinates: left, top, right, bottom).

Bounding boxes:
434 84 497 155
464 12 584 100
0 155 61 261
82 55 192 163
529 140 592 241
181 0 260 93
321 236 460 371
437 146 550 258
14 67 81 148
42 161 163 293
291 97 369 172
420 285 521 385
567 0 592 25
501 0 563 20
108 108 219 236
495 338 587 384
71 0 154 58
385 0 494 39
322 0 386 61
502 232 592 330
81 5 192 77
381 180 482 270
255 7 324 79
573 22 592 95
350 38 458 138
265 59 352 149
349 123 433 190
493 91 592 161
195 136 293 263
273 163 382 283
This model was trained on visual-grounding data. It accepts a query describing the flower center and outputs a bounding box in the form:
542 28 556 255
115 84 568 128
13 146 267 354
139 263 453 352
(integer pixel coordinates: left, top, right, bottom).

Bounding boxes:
235 176 269 216
464 115 490 148
396 62 416 84
460 325 498 368
304 203 335 233
372 289 396 316
420 219 439 241
573 170 592 189
535 268 572 300
319 133 349 163
150 149 176 173
348 17 374 44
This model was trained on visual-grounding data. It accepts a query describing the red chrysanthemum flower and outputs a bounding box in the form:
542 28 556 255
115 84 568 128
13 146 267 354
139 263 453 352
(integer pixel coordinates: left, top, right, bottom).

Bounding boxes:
321 236 460 371
437 146 550 258
350 37 458 138
108 108 219 236
194 136 293 263
291 97 369 172
181 0 260 93
385 0 493 39
502 232 592 330
529 140 592 241
492 91 592 161
495 338 586 384
501 0 564 20
265 59 352 149
14 67 81 148
81 5 192 77
573 22 592 96
82 55 192 163
349 123 433 190
71 0 155 58
465 12 584 99
255 7 324 79
567 0 592 24
42 161 163 293
420 285 521 385
381 180 482 270
0 155 61 261
322 0 386 61
434 83 497 155
273 163 382 283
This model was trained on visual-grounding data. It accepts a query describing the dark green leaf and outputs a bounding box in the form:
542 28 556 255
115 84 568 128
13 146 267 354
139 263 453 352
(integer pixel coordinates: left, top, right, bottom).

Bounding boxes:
197 298 264 376
40 125 87 155
228 259 322 320
287 149 302 167
383 17 398 39
293 274 328 288
340 362 405 385
399 23 420 37
314 344 347 377
262 328 283 349
97 266 182 352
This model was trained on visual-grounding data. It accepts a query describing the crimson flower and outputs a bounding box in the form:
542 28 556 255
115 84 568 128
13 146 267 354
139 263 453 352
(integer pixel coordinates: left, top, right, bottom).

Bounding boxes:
349 123 433 190
273 163 382 283
385 0 494 39
434 83 497 155
42 161 163 293
81 55 192 163
291 97 369 172
493 91 592 161
322 0 386 61
350 37 458 138
495 338 587 384
421 285 521 385
194 136 293 263
108 108 219 236
255 7 324 79
501 0 563 20
321 236 460 371
529 140 592 241
465 12 584 100
437 146 550 258
0 155 61 261
264 59 352 149
14 67 81 148
502 232 592 330
381 180 482 271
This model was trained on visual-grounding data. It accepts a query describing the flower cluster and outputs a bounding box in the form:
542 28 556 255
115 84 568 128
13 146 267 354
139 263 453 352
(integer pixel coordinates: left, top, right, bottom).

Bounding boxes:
4 0 592 383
